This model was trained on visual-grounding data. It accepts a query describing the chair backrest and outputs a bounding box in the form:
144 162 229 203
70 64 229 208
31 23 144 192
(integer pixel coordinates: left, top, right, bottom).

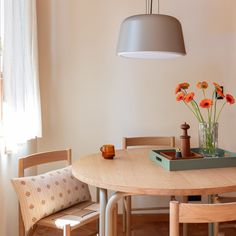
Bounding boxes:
18 149 71 177
122 136 175 149
169 200 236 236
17 149 71 236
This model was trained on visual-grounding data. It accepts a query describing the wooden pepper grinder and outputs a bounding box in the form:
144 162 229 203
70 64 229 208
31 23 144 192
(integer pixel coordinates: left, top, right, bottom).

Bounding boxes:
180 122 191 157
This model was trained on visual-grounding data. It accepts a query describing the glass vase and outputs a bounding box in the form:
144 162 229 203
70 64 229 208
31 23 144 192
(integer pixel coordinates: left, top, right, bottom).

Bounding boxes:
198 122 218 157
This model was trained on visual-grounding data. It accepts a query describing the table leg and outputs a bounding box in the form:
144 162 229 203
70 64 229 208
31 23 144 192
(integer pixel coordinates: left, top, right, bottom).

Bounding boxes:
100 188 107 236
105 192 128 236
113 203 118 236
122 197 127 233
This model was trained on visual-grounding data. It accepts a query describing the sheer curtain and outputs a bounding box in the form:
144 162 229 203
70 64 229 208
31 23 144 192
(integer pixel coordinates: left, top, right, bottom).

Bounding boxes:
3 0 42 150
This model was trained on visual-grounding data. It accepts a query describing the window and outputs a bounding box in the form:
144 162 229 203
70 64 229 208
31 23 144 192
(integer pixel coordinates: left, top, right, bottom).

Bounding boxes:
0 0 3 121
0 0 42 153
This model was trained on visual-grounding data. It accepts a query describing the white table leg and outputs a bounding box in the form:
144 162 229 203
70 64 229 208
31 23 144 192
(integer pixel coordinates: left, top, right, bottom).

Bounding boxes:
105 192 129 236
100 188 107 236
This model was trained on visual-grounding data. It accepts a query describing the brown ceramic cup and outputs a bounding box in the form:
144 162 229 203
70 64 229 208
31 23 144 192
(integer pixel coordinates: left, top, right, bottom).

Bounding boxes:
100 144 115 159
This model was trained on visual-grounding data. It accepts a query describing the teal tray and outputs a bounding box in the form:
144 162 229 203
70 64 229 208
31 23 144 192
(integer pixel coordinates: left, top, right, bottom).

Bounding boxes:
149 148 236 171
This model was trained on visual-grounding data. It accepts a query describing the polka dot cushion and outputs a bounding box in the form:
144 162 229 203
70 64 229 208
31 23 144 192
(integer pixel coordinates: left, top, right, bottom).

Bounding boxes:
11 166 91 231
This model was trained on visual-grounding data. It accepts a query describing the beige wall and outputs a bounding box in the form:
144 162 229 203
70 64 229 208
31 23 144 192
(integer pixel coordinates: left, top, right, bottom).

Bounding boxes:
36 0 236 212
1 1 236 236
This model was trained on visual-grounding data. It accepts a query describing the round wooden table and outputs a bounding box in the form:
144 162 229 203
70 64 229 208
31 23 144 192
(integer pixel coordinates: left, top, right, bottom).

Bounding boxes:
72 148 236 236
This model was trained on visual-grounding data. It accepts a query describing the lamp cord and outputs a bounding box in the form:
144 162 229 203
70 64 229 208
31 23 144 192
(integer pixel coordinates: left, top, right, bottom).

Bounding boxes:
146 0 159 14
146 0 149 14
150 0 153 14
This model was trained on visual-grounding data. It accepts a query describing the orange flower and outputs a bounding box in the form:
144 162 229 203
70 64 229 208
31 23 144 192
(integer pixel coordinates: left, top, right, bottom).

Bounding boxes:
175 82 190 94
197 81 208 89
184 92 194 103
175 84 181 94
176 92 185 101
180 82 190 90
175 81 234 123
200 99 213 108
226 94 235 104
213 82 222 91
216 89 225 98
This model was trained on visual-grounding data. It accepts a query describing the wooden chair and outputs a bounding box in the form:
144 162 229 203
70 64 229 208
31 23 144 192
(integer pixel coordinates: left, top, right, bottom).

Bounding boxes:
213 195 236 235
122 136 175 235
15 149 99 236
170 200 236 236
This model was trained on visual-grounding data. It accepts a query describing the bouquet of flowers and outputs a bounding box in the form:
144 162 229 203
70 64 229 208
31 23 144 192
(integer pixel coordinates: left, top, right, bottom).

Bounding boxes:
175 81 234 123
175 81 235 156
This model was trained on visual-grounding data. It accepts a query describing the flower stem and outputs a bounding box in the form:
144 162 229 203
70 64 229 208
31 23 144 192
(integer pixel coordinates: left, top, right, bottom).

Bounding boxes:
202 89 206 98
202 88 211 123
192 100 205 123
209 91 215 123
216 101 226 122
184 101 201 122
213 95 217 123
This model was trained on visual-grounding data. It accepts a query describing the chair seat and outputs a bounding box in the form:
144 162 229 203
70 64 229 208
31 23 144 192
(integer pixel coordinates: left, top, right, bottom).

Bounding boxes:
37 201 99 230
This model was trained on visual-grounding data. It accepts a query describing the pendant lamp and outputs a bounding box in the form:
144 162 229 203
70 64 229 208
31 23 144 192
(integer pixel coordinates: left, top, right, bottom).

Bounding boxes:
117 0 186 59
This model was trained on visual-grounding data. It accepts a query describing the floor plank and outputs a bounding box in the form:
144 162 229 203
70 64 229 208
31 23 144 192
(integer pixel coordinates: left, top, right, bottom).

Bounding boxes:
34 214 236 236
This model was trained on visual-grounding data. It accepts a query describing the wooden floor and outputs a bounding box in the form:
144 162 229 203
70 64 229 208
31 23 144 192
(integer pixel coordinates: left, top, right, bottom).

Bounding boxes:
35 214 236 236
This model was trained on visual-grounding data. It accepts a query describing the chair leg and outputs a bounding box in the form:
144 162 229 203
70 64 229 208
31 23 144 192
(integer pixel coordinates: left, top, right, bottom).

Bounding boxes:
122 197 127 233
170 201 180 236
182 196 188 236
126 196 132 236
63 224 71 236
213 222 219 236
96 218 99 235
28 225 38 236
213 195 219 236
19 209 25 236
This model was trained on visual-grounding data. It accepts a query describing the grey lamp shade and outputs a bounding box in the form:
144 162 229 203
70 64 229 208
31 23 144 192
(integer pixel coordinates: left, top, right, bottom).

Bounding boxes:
117 14 186 59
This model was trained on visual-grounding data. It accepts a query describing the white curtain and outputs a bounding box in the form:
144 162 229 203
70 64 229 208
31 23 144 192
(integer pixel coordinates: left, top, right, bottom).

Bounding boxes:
3 0 42 149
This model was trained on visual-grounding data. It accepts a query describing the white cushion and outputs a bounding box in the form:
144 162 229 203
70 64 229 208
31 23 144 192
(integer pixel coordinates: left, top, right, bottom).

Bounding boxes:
11 166 91 231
